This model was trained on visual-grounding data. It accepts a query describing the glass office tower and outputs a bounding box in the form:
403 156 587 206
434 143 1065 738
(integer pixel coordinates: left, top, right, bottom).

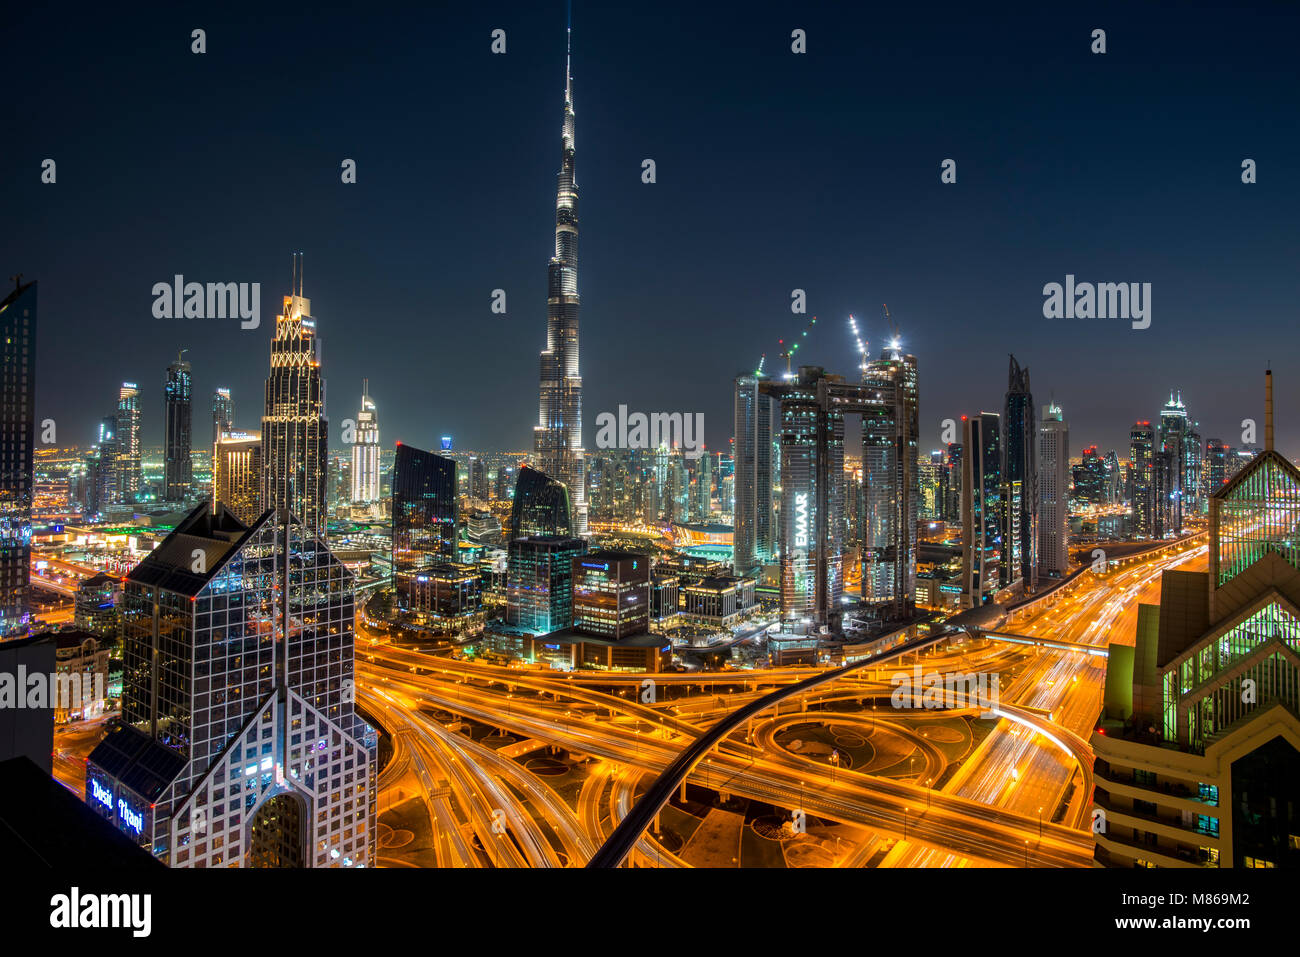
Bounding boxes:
391 443 458 590
0 280 36 638
511 465 573 538
86 502 375 867
164 350 193 502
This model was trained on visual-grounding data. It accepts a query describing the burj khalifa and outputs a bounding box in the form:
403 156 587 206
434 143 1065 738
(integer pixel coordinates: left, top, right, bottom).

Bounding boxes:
533 27 588 537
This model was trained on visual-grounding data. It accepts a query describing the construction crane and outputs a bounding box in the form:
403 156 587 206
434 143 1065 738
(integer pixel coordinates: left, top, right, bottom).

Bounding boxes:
847 314 869 377
882 303 901 353
775 315 817 379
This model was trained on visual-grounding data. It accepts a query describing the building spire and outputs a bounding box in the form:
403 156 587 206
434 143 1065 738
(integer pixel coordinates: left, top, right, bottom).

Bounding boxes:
1265 368 1274 452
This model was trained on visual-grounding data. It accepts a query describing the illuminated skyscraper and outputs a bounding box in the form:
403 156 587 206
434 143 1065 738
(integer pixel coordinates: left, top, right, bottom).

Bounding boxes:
1158 392 1189 536
0 279 36 638
163 350 193 502
213 430 262 524
1003 355 1037 591
212 387 233 448
763 366 883 630
512 465 573 539
391 443 458 603
862 342 919 616
533 28 588 538
350 380 380 507
261 254 328 536
1130 421 1157 537
117 382 142 502
732 371 776 575
1037 403 1069 578
961 413 1002 608
86 502 376 867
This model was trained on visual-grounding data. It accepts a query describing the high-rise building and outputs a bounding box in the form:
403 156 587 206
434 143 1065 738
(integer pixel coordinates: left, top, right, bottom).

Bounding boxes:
468 455 489 501
350 380 379 507
1130 421 1157 537
116 382 142 502
862 344 919 616
732 371 777 575
506 535 588 635
261 254 328 536
533 29 588 538
1158 392 1189 535
1003 355 1037 591
163 351 193 502
961 413 1002 608
212 430 262 524
1037 402 1069 579
572 550 650 639
211 387 234 449
944 442 963 524
0 279 36 638
391 443 458 599
1093 371 1300 869
1072 446 1107 504
763 366 888 629
512 465 573 539
85 502 375 867
1205 438 1228 495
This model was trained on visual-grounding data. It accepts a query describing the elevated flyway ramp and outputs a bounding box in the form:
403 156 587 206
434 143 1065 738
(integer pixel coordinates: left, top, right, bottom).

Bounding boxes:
976 630 1109 658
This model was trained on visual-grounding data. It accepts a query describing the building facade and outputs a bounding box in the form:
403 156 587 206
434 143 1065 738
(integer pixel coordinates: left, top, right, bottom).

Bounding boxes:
164 351 193 502
85 502 376 867
1037 402 1069 579
261 254 328 537
533 31 589 538
0 280 36 637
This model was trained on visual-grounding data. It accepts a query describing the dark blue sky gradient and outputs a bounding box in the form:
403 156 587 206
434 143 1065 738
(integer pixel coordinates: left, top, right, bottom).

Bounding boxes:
5 1 1299 458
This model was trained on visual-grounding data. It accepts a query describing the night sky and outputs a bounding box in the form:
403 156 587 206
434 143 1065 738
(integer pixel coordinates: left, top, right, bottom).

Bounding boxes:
6 1 1299 459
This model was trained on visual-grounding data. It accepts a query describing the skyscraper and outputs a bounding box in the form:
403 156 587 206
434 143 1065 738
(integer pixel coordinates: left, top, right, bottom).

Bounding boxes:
117 382 142 502
0 279 36 638
1037 402 1069 579
512 465 573 539
261 254 328 536
86 502 375 867
1003 355 1037 591
163 350 193 502
533 28 588 538
1130 421 1157 537
212 387 234 448
763 366 884 630
213 430 262 524
350 380 380 507
391 443 458 592
862 343 920 616
732 371 776 575
1158 392 1189 536
961 413 1002 608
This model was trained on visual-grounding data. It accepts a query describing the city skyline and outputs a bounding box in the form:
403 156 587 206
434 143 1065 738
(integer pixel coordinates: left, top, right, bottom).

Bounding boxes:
5 3 1299 460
